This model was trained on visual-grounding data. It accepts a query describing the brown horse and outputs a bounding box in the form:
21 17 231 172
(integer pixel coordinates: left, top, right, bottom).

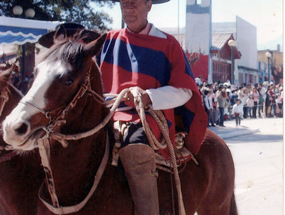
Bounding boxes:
0 65 44 215
2 28 237 215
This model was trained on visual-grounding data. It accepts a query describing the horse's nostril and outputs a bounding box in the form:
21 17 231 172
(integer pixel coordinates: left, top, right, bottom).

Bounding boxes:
14 123 28 135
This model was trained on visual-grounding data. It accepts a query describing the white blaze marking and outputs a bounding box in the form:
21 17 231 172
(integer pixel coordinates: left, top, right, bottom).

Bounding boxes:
2 55 72 148
3 60 68 142
20 60 67 116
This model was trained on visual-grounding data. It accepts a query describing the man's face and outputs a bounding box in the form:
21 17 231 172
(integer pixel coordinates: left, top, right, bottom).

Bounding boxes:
120 0 152 33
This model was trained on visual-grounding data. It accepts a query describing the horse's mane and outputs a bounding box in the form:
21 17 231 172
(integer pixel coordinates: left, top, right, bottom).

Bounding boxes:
39 33 88 68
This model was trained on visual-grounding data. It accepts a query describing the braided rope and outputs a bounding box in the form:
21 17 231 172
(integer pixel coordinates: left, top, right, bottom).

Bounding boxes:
134 94 167 150
134 95 186 215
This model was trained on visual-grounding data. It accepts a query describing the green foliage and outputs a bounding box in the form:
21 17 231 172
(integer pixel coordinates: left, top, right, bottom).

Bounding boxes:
0 0 115 32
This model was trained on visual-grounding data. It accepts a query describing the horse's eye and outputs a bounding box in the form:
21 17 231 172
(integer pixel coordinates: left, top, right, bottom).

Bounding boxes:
59 72 77 86
64 78 74 86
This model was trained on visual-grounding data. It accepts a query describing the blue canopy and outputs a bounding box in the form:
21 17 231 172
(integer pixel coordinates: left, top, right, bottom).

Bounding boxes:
0 16 62 45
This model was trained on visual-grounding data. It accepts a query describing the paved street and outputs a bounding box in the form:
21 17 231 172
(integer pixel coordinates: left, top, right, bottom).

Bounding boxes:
210 117 283 215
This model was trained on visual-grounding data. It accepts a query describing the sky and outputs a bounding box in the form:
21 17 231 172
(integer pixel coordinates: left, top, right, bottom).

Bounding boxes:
93 0 283 50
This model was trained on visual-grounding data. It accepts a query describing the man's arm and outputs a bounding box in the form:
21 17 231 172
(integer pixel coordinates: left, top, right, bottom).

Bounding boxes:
146 86 192 110
124 86 192 110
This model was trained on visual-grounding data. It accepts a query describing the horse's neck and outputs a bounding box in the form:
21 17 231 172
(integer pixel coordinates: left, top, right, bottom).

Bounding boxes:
49 121 106 205
60 66 104 133
47 70 107 205
49 130 106 205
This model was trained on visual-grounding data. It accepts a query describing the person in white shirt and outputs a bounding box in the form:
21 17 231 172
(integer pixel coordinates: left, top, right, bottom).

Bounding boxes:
204 90 215 126
232 99 243 126
246 94 254 118
258 83 266 101
238 87 248 118
195 75 203 86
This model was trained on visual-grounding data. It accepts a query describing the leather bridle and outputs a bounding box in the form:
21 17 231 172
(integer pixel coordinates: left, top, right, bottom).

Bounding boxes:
19 65 103 135
18 64 108 214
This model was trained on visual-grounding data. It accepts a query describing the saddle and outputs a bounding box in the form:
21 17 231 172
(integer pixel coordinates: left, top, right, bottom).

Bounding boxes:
111 121 198 170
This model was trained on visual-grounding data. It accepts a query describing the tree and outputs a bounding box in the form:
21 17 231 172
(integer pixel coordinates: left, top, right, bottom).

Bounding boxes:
0 0 114 32
271 64 283 85
0 0 116 93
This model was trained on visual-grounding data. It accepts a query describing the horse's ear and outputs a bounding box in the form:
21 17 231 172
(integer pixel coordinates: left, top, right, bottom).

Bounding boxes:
0 64 15 81
53 25 67 43
84 33 107 56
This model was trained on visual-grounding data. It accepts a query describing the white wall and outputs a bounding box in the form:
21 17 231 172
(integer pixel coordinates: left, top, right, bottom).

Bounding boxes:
236 16 258 70
185 0 211 54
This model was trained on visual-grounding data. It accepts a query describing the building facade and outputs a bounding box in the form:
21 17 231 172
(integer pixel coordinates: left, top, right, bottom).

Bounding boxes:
212 17 258 84
235 16 258 84
164 1 260 85
258 45 283 84
185 0 212 82
211 33 241 83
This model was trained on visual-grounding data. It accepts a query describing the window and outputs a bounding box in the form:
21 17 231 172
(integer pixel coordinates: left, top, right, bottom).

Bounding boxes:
213 62 217 71
239 73 243 84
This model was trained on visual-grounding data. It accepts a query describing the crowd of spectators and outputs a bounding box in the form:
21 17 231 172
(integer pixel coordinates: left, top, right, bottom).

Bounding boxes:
195 76 283 127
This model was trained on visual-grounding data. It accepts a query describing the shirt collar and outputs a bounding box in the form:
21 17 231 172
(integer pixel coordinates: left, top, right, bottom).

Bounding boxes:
126 23 167 39
127 22 152 35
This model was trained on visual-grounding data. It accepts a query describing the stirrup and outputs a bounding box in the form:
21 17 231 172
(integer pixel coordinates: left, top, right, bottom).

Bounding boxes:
155 146 197 168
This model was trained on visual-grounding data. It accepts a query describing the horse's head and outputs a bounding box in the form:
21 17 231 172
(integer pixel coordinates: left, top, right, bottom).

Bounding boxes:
3 28 106 151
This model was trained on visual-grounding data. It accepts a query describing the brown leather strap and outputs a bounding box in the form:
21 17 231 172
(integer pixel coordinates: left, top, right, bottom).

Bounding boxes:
38 132 109 214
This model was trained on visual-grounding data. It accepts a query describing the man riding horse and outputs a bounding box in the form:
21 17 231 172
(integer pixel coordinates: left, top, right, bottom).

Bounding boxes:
38 1 207 214
99 0 207 214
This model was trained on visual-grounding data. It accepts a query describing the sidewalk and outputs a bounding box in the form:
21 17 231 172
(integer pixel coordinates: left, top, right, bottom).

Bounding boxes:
208 117 261 139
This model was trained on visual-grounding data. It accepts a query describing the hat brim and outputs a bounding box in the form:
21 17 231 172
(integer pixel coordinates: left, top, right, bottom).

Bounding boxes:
38 29 101 48
113 0 170 4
